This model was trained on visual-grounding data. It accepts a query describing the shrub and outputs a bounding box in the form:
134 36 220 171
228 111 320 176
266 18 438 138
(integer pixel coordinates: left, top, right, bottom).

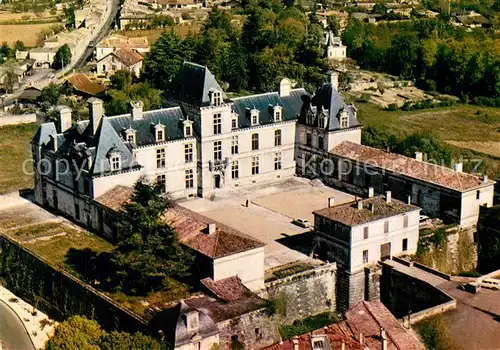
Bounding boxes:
417 315 453 350
279 312 340 339
386 103 398 111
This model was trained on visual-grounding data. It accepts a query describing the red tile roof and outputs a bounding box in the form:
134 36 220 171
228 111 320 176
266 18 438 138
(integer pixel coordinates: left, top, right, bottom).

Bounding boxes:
112 48 143 66
66 73 107 95
95 185 134 211
163 205 265 259
201 276 250 302
330 141 494 192
313 196 419 226
264 301 425 350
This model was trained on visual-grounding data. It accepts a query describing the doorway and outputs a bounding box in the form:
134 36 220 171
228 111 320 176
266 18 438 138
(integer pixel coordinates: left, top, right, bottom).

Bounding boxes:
380 242 391 261
214 174 221 189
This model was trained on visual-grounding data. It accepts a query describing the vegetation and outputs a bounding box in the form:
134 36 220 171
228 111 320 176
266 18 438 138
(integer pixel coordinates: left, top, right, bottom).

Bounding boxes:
416 315 454 350
45 315 163 350
342 19 500 103
279 312 340 339
53 43 71 70
41 83 61 106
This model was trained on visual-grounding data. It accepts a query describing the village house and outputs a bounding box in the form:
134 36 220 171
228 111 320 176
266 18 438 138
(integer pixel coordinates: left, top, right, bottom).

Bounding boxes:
324 32 347 61
95 35 150 61
96 48 144 77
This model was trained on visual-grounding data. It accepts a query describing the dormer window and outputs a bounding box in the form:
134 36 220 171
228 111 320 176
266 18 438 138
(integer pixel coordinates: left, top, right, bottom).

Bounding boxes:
231 113 238 129
124 128 136 144
250 108 259 126
183 119 193 138
109 152 121 171
273 105 283 122
185 311 199 334
340 110 349 128
211 90 222 106
155 122 166 142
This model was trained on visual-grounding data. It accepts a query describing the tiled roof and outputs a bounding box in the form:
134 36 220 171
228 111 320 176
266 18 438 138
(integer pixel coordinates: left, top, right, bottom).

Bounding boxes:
95 185 134 211
201 276 250 302
97 34 149 49
264 301 425 350
232 89 307 129
330 141 494 192
163 205 265 259
112 48 143 66
65 73 107 95
313 196 419 227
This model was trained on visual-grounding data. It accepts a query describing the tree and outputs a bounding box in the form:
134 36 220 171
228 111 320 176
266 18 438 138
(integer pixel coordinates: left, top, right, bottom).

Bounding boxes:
65 6 76 28
53 44 72 70
327 16 340 36
13 40 26 53
225 39 249 91
390 34 419 79
1 60 18 92
41 84 61 106
0 42 12 62
372 3 387 14
109 70 133 91
100 331 163 350
45 316 103 350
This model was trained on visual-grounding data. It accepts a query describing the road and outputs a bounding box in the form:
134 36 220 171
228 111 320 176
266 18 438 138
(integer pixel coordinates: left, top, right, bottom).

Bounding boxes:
0 301 35 350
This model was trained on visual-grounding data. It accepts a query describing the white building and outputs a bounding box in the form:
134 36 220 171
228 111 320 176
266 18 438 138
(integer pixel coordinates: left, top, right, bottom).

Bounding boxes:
95 35 150 61
96 48 144 77
324 31 347 60
312 192 420 273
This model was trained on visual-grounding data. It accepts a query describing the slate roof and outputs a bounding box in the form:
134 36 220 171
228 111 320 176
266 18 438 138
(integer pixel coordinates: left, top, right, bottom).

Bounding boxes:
107 107 187 146
330 141 495 192
313 196 419 227
170 61 227 106
163 205 265 259
232 89 308 129
264 301 425 350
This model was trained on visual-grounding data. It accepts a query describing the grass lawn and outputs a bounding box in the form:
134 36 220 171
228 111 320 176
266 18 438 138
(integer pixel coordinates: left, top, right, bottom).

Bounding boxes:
0 123 37 194
119 23 202 44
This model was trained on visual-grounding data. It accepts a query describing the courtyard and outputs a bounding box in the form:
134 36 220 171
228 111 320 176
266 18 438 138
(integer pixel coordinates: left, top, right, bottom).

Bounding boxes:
179 177 354 270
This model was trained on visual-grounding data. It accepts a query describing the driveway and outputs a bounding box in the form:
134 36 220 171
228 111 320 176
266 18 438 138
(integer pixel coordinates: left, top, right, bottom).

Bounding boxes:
0 300 34 350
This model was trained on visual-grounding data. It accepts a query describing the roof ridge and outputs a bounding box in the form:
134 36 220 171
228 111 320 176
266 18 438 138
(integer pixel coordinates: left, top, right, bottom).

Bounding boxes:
231 91 278 100
363 301 402 350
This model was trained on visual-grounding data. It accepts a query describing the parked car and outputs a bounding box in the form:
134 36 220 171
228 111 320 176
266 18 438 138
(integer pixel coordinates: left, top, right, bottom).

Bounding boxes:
292 218 310 228
479 278 500 290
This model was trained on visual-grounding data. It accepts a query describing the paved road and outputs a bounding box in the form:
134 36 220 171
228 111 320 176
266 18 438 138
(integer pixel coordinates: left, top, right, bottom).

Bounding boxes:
0 300 34 350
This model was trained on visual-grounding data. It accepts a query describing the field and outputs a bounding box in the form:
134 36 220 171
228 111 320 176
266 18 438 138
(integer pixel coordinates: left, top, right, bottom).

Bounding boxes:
0 123 37 194
0 22 57 46
119 23 202 44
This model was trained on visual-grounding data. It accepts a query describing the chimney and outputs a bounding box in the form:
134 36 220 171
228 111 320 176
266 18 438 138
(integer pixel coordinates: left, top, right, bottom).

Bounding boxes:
368 187 374 198
88 98 104 136
278 78 291 97
483 174 488 183
131 100 144 121
357 200 363 210
341 341 345 350
330 71 339 90
57 105 72 132
385 191 392 203
292 337 299 350
359 332 364 346
380 327 387 350
453 162 463 172
328 197 335 207
49 134 58 151
407 195 411 205
208 223 216 235
414 152 423 161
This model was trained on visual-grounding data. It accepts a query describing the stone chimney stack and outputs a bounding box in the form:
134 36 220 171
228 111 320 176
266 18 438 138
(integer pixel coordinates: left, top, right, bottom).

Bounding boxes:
208 223 216 235
278 78 291 97
357 200 363 210
414 152 423 161
57 105 72 132
292 337 299 350
131 100 144 121
385 191 392 203
483 174 488 183
453 162 463 172
368 187 375 198
381 327 387 350
88 98 104 136
330 71 339 90
328 197 335 208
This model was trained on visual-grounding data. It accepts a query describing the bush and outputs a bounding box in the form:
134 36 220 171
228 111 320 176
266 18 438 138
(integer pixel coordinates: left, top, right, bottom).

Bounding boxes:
279 312 340 339
385 103 398 111
417 315 453 350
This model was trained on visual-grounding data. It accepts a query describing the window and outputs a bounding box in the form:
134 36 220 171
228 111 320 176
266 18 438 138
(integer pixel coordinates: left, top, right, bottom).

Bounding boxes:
213 113 222 135
251 109 259 126
274 129 282 146
306 133 312 146
232 161 239 179
185 169 194 189
363 250 369 264
384 221 389 233
212 91 221 106
185 125 192 137
231 136 239 154
363 226 369 239
156 148 166 168
252 156 259 175
232 117 238 129
184 143 193 163
110 155 121 171
213 141 222 161
156 174 166 193
252 133 259 151
273 106 282 122
340 111 349 128
403 215 409 228
274 152 282 170
476 190 481 200
155 124 165 142
75 203 80 220
318 136 324 150
402 238 408 251
313 340 325 349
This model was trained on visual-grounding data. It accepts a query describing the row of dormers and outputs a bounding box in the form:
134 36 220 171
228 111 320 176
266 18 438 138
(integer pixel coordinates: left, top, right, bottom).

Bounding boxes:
244 104 283 127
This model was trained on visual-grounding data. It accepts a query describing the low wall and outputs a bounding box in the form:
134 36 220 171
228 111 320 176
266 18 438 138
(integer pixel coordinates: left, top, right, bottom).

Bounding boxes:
0 235 149 333
392 256 413 267
413 262 451 280
0 113 36 126
407 299 457 325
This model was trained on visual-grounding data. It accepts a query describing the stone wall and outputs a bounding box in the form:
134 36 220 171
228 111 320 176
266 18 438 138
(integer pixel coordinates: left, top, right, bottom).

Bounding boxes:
0 235 149 334
259 263 337 322
336 268 365 312
365 265 382 301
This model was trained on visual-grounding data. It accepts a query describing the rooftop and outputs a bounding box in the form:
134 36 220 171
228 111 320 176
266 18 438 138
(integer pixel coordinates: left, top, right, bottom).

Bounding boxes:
265 301 425 350
313 196 418 227
110 48 144 66
200 276 250 302
330 141 494 192
65 73 107 95
97 34 149 49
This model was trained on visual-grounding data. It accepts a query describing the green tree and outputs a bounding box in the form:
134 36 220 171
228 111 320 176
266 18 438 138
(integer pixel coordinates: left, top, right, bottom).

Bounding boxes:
53 44 72 70
109 70 133 91
65 6 76 28
100 331 163 350
327 15 340 36
0 42 12 62
390 34 419 79
45 316 103 350
372 3 387 14
41 84 61 106
225 39 249 91
13 40 26 53
0 60 18 92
